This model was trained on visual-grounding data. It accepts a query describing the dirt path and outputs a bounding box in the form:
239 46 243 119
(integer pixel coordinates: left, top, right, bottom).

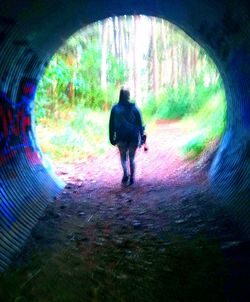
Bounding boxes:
51 121 239 246
1 121 249 302
56 120 200 186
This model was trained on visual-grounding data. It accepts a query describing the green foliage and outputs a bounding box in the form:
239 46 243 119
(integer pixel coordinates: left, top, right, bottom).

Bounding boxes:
37 107 110 163
74 43 104 108
142 73 223 122
107 55 129 87
181 89 226 159
141 92 157 119
36 56 73 119
35 29 128 120
156 85 191 119
141 71 226 159
35 16 226 162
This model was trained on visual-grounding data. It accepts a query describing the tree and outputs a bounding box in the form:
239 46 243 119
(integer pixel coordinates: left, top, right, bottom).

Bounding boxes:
133 15 141 103
151 17 159 97
101 19 108 110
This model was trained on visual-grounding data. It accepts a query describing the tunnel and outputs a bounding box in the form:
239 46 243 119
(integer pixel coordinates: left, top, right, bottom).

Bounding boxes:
0 0 250 272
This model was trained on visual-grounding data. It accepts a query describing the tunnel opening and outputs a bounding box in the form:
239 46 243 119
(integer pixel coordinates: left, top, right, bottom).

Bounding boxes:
34 15 226 185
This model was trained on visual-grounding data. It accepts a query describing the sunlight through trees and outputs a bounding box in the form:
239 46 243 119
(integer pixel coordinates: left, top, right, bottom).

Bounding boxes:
35 16 226 163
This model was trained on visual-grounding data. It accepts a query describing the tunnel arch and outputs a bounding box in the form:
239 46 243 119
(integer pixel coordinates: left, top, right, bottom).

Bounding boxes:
0 0 250 271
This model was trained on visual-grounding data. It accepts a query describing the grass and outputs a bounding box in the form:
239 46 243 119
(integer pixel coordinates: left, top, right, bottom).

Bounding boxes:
180 90 226 159
36 106 110 163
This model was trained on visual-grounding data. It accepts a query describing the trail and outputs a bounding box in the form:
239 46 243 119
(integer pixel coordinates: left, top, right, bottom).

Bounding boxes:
56 120 201 186
2 121 249 302
50 121 237 245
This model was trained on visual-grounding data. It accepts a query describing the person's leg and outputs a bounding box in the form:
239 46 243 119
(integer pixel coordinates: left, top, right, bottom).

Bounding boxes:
128 142 137 185
117 142 129 184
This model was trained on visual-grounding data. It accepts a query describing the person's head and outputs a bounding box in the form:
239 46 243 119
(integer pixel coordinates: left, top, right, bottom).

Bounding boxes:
119 88 130 103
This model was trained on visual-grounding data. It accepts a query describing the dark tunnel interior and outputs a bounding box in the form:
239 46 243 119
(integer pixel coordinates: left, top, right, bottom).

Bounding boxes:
0 0 250 272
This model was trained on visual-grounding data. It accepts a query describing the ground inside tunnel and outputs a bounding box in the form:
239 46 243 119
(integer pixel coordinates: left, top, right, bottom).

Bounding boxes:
1 121 250 302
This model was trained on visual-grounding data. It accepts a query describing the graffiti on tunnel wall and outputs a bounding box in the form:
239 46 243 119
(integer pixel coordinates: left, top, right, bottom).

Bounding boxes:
0 78 41 165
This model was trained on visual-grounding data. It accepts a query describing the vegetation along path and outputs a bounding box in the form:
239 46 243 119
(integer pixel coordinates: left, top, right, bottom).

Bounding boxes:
1 121 249 302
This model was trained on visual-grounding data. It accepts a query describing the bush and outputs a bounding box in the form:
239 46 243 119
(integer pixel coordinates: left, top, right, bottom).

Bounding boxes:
156 85 190 119
36 107 110 163
181 90 226 159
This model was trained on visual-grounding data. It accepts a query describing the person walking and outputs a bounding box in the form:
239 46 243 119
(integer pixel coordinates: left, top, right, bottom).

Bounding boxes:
109 88 144 185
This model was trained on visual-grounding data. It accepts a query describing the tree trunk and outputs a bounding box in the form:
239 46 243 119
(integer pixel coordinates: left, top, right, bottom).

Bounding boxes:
112 17 118 58
133 15 141 104
152 17 159 99
118 17 124 62
160 19 167 89
101 19 108 110
128 16 134 95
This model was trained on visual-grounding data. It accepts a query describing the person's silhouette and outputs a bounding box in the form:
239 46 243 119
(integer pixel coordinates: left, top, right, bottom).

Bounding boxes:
109 88 144 185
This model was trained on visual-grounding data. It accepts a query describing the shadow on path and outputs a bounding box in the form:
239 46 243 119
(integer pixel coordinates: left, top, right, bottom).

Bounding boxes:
0 122 249 302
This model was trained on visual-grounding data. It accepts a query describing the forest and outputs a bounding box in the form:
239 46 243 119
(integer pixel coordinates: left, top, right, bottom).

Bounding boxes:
35 15 226 162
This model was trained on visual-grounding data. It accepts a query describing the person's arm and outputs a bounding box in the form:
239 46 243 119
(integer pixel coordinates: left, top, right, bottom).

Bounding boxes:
109 106 116 145
134 106 144 136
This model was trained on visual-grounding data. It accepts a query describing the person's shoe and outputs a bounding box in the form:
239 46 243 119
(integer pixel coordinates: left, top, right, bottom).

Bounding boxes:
122 175 129 184
129 176 134 185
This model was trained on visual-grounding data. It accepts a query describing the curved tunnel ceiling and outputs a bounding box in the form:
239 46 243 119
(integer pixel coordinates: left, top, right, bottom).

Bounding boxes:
0 0 250 271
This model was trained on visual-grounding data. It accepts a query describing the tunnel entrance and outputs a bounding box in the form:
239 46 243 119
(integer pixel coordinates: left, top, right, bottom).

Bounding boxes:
35 15 226 180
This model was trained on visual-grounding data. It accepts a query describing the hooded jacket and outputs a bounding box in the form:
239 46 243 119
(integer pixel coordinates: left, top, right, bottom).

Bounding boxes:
109 101 143 145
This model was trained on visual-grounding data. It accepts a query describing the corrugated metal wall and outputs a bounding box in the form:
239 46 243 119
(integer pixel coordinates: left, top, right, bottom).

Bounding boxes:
0 0 250 271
